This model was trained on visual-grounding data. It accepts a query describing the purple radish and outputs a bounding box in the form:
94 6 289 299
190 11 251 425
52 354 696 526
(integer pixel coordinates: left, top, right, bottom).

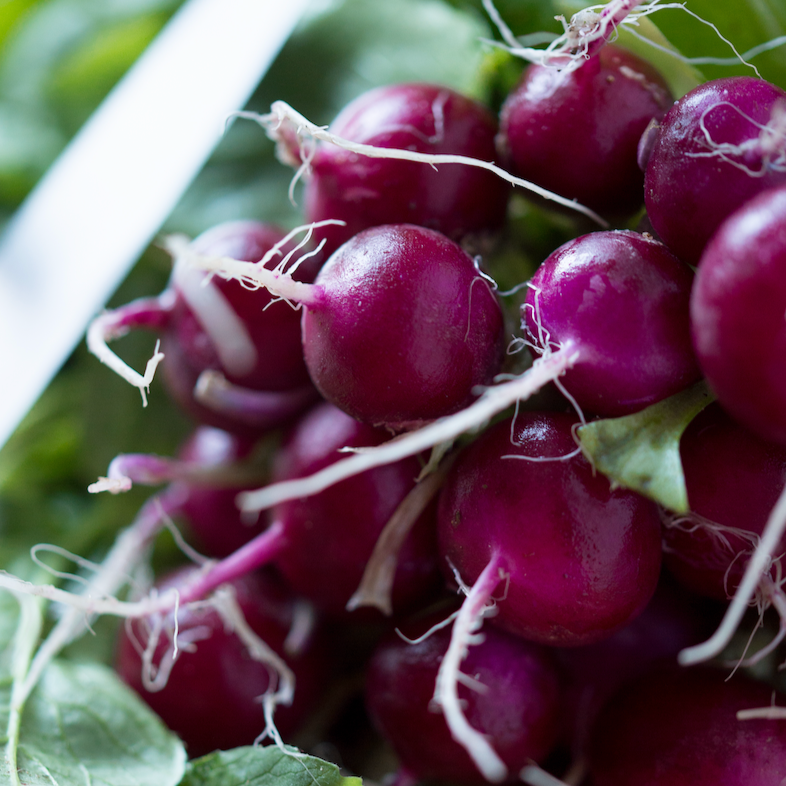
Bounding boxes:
365 610 563 785
436 411 663 647
268 402 440 617
691 184 786 445
523 229 699 416
88 220 320 434
229 231 698 525
497 43 673 217
643 76 786 265
146 402 440 619
661 404 786 665
275 83 511 258
557 575 721 757
181 223 506 431
425 411 660 779
90 426 272 557
587 665 786 786
115 568 327 757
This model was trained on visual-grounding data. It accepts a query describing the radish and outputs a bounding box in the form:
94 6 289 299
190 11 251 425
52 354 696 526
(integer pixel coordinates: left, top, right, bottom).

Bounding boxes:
365 611 563 785
437 411 663 647
291 83 511 258
557 575 720 758
115 568 326 757
644 76 786 265
587 665 786 786
88 220 321 433
90 426 273 557
522 229 699 417
691 184 786 445
661 404 786 664
497 43 673 217
175 223 506 430
429 411 661 780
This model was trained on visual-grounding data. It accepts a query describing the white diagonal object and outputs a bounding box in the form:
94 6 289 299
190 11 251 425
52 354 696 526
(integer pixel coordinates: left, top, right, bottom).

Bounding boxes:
0 0 310 451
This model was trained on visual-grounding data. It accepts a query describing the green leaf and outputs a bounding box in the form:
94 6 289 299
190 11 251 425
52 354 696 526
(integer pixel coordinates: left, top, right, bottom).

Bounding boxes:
577 381 715 514
182 745 363 786
0 659 186 786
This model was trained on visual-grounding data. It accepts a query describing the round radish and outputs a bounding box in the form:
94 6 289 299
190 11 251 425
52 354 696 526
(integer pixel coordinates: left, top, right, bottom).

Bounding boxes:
522 229 699 416
588 665 786 786
691 184 786 445
365 611 563 785
299 83 510 257
644 76 786 265
269 402 440 617
115 568 326 757
663 404 786 601
89 220 320 434
437 411 663 647
183 223 506 431
498 44 672 217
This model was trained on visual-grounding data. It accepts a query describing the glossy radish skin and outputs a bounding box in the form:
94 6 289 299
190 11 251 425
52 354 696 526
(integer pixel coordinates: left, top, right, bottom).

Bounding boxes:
302 224 505 430
662 404 786 600
115 569 325 757
303 83 510 257
691 185 786 445
161 220 320 433
437 412 663 646
523 230 699 416
366 612 563 785
498 44 672 217
644 76 786 265
270 402 440 617
588 666 786 786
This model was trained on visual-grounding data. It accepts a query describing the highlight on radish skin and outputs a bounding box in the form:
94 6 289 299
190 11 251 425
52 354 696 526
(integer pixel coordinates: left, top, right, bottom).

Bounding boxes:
179 223 507 431
644 76 786 265
497 43 673 217
437 412 663 647
522 230 700 417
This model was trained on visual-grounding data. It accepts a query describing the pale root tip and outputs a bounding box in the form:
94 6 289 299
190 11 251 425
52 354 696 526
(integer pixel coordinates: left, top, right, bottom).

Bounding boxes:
88 476 133 494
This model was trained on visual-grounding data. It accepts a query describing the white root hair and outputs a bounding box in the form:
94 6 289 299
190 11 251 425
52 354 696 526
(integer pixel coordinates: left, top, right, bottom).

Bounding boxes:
241 101 608 227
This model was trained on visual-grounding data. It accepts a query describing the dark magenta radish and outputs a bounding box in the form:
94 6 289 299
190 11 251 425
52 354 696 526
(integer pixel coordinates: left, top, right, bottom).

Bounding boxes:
115 568 326 757
88 220 319 433
365 611 563 785
184 223 506 431
691 185 786 445
644 76 786 265
662 404 786 605
588 665 786 786
153 402 440 619
522 229 699 416
268 402 440 617
437 412 663 647
90 426 272 557
497 44 673 217
557 575 721 756
297 83 510 257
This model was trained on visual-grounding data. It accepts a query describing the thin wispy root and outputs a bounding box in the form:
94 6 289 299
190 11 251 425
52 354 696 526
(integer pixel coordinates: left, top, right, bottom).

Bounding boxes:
239 103 608 228
238 343 580 514
679 480 786 666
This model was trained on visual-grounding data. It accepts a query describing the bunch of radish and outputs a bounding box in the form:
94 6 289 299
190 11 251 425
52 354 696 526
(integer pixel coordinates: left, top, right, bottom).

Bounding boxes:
56 0 786 782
